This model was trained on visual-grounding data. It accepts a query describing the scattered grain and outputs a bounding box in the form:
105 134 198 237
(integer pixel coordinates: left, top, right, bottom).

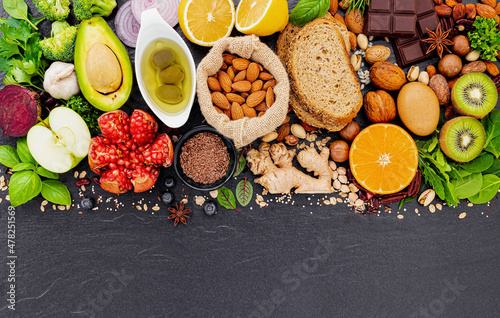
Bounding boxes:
209 190 218 198
79 171 87 178
74 171 79 178
429 204 436 213
397 214 404 219
459 212 466 219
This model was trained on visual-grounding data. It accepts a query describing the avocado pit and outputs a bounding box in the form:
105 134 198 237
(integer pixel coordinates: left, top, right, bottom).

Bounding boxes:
86 42 123 94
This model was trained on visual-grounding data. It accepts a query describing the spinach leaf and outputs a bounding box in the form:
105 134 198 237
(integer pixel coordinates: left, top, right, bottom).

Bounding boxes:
451 172 482 200
8 170 42 207
41 180 71 206
2 0 38 30
0 145 20 168
460 152 494 173
289 0 330 27
482 109 500 157
484 158 500 177
468 174 500 205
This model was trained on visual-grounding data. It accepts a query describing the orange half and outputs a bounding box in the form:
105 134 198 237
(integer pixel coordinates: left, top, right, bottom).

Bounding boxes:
349 124 419 195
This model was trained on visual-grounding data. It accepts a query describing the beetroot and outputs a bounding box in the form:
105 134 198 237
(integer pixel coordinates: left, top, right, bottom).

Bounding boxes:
0 85 41 137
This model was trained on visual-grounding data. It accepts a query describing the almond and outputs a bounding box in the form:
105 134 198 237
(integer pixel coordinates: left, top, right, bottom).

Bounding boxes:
251 79 263 93
232 58 251 71
348 31 357 51
262 131 278 142
485 61 499 76
220 62 228 71
276 123 290 142
476 3 497 18
246 90 267 107
364 45 391 64
218 71 232 93
214 106 224 114
226 66 235 81
223 108 232 119
222 53 236 65
334 13 345 25
241 103 257 118
345 9 364 34
481 0 496 8
241 92 249 99
232 80 252 92
207 76 222 92
234 70 246 82
281 115 290 125
496 2 500 15
266 87 275 107
262 79 276 90
231 102 244 120
258 111 266 117
255 102 268 112
226 93 246 104
246 62 260 83
258 72 274 81
329 0 338 15
212 92 230 110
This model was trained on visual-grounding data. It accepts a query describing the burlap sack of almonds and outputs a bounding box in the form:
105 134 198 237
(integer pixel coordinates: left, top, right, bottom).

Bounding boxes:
197 35 289 148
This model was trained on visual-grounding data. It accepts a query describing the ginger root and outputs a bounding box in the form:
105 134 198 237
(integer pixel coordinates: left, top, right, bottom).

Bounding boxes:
246 142 334 194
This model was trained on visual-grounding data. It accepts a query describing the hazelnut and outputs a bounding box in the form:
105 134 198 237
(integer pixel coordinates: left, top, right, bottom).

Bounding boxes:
438 54 462 78
339 121 360 141
452 35 470 56
329 140 349 163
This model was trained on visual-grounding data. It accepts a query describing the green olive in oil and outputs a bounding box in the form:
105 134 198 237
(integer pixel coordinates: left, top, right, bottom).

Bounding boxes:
141 39 192 114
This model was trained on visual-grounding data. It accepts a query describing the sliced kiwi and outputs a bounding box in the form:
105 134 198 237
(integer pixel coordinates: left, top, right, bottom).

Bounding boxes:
451 73 498 119
439 116 486 163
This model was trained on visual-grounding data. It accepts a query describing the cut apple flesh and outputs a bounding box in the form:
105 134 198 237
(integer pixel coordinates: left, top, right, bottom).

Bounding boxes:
27 107 91 173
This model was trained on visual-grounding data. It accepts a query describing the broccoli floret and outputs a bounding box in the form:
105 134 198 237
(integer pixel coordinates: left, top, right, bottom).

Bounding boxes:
40 21 77 62
73 0 117 21
32 0 70 21
64 95 102 133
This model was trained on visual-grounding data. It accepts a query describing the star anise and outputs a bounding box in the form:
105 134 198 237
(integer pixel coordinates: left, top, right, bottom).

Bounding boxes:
422 22 454 59
168 202 191 226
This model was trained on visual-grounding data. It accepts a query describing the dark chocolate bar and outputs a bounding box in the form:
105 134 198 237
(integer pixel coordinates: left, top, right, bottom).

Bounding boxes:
364 0 417 37
391 0 440 68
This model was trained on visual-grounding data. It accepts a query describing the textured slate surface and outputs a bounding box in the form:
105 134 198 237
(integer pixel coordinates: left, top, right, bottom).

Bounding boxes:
0 0 499 317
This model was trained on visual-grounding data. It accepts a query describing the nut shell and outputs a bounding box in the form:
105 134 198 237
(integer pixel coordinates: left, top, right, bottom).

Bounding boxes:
429 74 451 105
345 9 364 34
369 61 407 91
438 54 462 78
364 90 396 123
365 45 391 64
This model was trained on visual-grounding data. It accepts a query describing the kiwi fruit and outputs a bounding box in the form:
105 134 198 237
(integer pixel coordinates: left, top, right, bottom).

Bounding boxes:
451 73 498 119
439 116 486 163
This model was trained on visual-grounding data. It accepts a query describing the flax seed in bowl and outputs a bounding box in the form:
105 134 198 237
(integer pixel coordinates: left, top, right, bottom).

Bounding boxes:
174 126 237 191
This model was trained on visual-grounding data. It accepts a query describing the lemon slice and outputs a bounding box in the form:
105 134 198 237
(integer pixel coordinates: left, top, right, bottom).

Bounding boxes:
178 0 235 47
235 0 289 36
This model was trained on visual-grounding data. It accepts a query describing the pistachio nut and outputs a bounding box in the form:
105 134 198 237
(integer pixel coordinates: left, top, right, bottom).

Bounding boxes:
465 50 480 62
291 123 307 139
351 54 362 71
418 71 430 85
357 34 368 50
418 189 436 207
407 65 420 82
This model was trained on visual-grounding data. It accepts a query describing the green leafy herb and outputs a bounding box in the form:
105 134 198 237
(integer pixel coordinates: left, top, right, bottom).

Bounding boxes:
347 0 370 15
64 95 102 133
16 137 35 165
468 17 500 61
234 148 247 177
236 177 253 207
451 172 482 200
289 0 330 27
483 158 500 177
482 109 500 157
0 145 20 167
36 166 58 179
217 186 239 211
468 174 500 205
41 180 71 205
460 152 494 173
11 162 35 172
2 0 38 30
9 170 42 207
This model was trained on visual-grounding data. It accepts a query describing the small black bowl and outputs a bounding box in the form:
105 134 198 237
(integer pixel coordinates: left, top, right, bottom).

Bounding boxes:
173 125 237 191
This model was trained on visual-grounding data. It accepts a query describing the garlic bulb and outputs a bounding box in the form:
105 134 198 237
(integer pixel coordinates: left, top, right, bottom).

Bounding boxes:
43 62 80 100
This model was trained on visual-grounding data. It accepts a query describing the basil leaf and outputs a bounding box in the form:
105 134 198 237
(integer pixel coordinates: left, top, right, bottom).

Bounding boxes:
8 170 41 207
36 166 59 179
468 174 500 205
460 152 494 173
290 0 330 27
234 152 246 177
16 137 36 165
41 180 71 205
236 178 253 207
484 158 500 177
217 186 239 211
0 145 20 168
11 162 35 172
452 172 482 200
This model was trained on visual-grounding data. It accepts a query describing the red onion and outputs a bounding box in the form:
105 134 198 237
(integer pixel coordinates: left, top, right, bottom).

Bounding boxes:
115 0 140 48
131 0 181 28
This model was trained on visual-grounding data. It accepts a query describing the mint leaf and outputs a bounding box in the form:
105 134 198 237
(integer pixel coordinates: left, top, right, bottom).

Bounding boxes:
36 166 59 179
0 145 20 168
236 177 253 207
41 180 71 205
16 137 36 165
8 170 42 207
290 0 330 27
11 162 35 172
217 186 239 211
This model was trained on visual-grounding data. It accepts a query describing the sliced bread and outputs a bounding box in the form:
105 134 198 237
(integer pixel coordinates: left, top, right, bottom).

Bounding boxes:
290 93 347 131
287 17 362 131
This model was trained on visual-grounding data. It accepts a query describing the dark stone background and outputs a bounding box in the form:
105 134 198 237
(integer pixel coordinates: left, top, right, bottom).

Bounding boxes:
0 0 499 317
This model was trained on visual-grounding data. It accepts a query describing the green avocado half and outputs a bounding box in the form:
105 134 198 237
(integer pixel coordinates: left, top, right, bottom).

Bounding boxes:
74 17 133 111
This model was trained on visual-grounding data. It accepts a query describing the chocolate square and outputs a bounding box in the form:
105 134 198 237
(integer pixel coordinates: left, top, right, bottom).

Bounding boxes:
364 0 417 37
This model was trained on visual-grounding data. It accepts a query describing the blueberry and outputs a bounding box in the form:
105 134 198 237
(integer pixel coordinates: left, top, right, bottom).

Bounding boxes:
164 177 176 189
161 191 174 205
80 197 95 210
203 200 217 216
